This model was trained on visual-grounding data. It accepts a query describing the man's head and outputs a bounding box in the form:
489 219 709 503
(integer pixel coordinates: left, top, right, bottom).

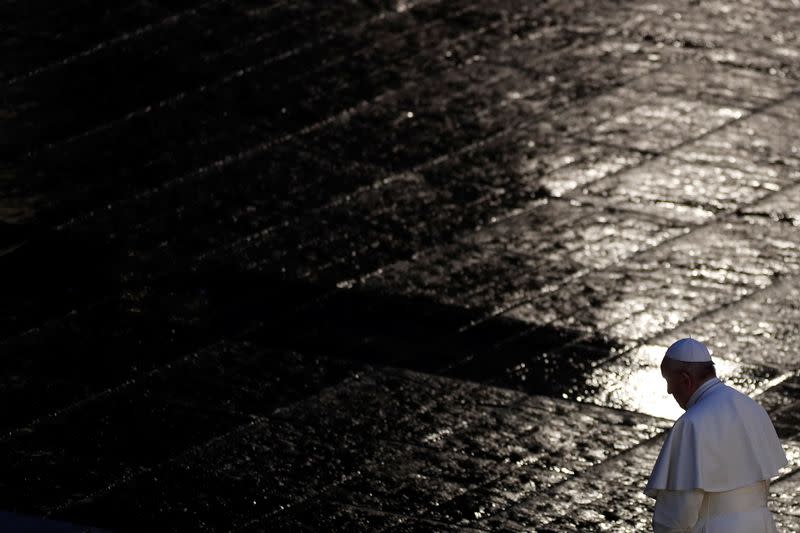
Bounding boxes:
660 338 716 410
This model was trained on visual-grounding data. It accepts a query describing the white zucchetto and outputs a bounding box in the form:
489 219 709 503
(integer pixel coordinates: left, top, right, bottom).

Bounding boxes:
664 338 711 363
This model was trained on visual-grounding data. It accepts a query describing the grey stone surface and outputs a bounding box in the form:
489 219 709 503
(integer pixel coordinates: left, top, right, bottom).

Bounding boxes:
4 0 800 531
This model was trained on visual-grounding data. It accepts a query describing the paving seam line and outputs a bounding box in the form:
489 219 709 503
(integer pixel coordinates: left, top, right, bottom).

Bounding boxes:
3 11 644 300
4 5 792 290
43 7 520 235
195 58 670 271
233 371 540 530
0 315 285 442
0 10 625 347
362 376 670 531
330 169 799 306
216 203 800 447
325 366 671 529
348 367 798 528
18 342 328 509
0 294 116 346
459 106 800 330
45 365 455 519
38 351 785 524
46 0 587 240
634 30 800 84
0 283 361 438
43 416 265 517
3 0 229 87
533 431 666 509
31 0 445 157
469 274 798 405
583 136 800 182
332 72 799 296
566 270 800 376
427 274 800 444
276 209 800 406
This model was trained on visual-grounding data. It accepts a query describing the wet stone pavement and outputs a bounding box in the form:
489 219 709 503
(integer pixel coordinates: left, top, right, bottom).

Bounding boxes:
4 0 800 531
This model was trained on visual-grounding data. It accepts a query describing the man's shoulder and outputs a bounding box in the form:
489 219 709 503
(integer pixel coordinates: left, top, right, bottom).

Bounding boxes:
683 382 763 423
710 382 762 409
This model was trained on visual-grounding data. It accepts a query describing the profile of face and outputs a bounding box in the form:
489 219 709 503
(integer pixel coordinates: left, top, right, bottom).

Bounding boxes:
660 358 693 410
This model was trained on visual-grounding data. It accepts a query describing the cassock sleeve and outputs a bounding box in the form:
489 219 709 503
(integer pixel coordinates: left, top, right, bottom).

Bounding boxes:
652 489 705 533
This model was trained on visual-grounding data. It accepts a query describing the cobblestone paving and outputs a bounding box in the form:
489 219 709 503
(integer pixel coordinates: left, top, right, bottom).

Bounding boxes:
4 0 800 531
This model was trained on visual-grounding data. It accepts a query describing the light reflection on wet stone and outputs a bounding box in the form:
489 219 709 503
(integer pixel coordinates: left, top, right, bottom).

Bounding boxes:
659 277 800 370
539 217 800 346
576 343 781 420
365 200 692 313
746 181 800 224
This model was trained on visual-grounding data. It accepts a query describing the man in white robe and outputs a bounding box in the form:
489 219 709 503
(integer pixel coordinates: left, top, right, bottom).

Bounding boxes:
645 338 787 532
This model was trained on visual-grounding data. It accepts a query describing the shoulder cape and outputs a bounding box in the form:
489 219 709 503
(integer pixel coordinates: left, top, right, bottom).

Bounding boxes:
645 382 787 498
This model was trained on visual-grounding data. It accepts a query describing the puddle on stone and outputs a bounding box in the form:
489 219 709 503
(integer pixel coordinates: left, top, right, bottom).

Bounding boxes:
573 344 781 420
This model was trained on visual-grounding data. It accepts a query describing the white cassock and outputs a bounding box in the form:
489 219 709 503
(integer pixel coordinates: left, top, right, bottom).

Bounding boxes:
645 377 787 533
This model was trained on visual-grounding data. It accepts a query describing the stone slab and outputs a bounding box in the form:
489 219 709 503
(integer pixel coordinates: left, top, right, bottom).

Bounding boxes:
54 368 671 531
